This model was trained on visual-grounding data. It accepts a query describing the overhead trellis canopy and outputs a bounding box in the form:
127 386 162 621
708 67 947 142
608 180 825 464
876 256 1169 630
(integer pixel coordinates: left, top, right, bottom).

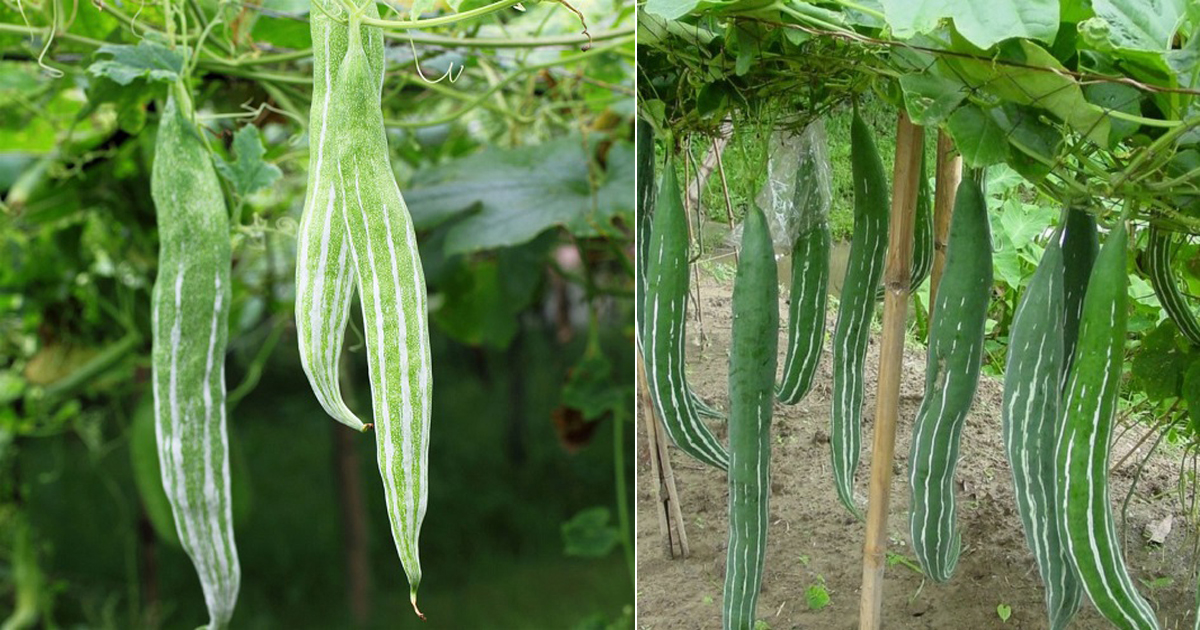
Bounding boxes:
636 0 1200 235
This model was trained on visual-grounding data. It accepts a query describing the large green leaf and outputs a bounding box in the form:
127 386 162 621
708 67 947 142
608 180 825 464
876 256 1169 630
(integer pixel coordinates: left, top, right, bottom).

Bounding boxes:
405 137 634 255
898 72 967 126
561 507 618 558
946 105 1008 167
87 39 185 86
1088 0 1183 52
952 0 1059 49
944 39 1111 146
881 0 949 38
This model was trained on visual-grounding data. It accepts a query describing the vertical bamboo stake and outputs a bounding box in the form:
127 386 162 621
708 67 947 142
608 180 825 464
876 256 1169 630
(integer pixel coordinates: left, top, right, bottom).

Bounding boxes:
638 351 690 557
713 135 739 265
683 143 707 340
859 112 924 630
929 131 961 317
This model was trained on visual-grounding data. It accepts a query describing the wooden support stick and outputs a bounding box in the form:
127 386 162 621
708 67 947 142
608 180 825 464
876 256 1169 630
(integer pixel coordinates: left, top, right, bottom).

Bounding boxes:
929 131 961 318
638 350 690 557
639 353 673 556
859 112 925 630
713 134 739 265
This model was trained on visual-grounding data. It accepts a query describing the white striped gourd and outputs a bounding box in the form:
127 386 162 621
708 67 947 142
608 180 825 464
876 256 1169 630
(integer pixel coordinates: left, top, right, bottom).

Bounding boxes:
907 169 992 583
723 204 778 630
294 0 384 432
1146 225 1200 346
332 14 432 616
645 159 729 470
636 117 654 349
1055 222 1161 629
830 112 889 517
150 89 240 629
1001 229 1081 629
776 221 829 405
875 148 932 300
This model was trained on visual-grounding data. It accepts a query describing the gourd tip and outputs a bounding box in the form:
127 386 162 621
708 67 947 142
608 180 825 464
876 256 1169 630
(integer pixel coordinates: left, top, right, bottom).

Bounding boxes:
410 593 425 620
361 423 374 433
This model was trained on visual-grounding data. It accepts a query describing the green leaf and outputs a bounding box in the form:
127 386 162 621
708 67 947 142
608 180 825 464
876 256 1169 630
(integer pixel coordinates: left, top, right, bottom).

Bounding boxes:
881 0 950 38
214 125 282 198
1184 359 1200 433
944 39 1110 146
87 39 185 86
946 105 1008 167
997 603 1012 622
405 137 634 255
1089 0 1183 52
1131 320 1188 401
561 507 618 558
1084 83 1142 142
951 0 1059 49
898 72 967 126
644 0 703 19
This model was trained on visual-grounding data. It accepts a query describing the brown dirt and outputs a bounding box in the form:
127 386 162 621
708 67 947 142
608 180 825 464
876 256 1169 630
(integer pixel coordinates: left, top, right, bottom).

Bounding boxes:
637 269 1198 630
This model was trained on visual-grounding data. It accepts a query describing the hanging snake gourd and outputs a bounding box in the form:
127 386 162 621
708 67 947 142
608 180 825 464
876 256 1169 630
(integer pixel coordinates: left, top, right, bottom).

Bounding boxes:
1001 229 1081 629
776 222 829 405
150 89 240 629
332 14 432 616
1146 225 1200 346
829 112 889 517
722 204 778 630
644 159 729 470
294 0 384 432
907 169 992 583
1055 222 1161 630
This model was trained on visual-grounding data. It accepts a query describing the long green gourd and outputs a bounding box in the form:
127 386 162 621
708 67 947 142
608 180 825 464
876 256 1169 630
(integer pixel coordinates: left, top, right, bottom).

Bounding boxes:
1146 225 1200 346
1055 222 1160 630
294 0 383 432
907 169 992 583
645 159 729 470
723 204 778 630
636 117 654 349
1001 230 1081 629
875 148 932 300
332 12 432 617
829 112 889 516
776 222 829 404
1060 207 1098 375
150 89 240 629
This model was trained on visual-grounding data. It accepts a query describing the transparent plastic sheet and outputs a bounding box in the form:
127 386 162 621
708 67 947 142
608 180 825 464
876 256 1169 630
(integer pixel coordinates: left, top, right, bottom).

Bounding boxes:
750 119 833 248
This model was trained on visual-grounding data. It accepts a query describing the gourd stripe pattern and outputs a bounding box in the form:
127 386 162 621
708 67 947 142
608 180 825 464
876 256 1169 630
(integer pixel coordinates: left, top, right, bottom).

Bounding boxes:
150 92 240 630
645 160 729 470
910 151 934 291
636 118 655 350
294 0 384 432
777 222 830 405
1055 223 1160 630
874 149 932 300
830 112 889 517
1001 231 1081 629
692 391 726 419
907 169 992 583
1147 225 1200 346
722 204 778 630
332 17 431 615
1060 207 1098 376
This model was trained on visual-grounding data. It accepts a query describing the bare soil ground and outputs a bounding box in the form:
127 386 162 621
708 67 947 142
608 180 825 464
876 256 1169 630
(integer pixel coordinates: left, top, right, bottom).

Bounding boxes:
637 269 1198 630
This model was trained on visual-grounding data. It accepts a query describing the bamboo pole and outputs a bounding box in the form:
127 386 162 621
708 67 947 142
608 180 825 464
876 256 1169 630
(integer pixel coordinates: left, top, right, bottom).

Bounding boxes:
929 131 961 317
638 351 690 557
859 112 925 630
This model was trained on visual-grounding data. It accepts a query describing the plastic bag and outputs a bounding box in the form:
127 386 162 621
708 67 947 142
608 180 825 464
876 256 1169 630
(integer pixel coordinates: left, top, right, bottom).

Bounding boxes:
753 119 833 247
